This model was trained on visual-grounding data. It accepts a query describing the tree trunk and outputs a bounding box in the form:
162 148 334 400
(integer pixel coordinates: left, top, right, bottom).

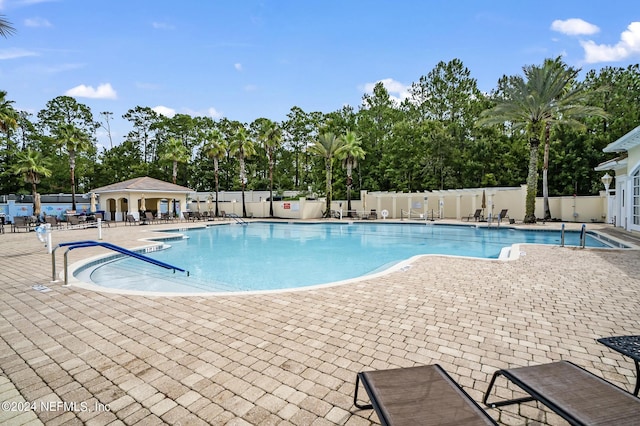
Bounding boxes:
172 161 177 184
214 159 219 217
240 158 247 218
70 152 77 211
269 161 274 217
524 139 540 223
241 182 247 218
325 160 331 218
346 162 353 216
543 122 551 220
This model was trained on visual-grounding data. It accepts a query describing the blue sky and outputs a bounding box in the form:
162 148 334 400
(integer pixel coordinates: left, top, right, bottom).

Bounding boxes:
1 0 639 150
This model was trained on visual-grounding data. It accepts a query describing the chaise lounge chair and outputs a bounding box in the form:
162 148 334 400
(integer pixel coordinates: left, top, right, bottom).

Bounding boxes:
144 211 158 224
483 360 640 425
496 209 509 222
354 364 497 425
465 209 483 222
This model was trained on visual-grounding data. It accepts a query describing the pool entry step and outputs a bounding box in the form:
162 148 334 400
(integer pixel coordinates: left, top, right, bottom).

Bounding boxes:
51 240 189 285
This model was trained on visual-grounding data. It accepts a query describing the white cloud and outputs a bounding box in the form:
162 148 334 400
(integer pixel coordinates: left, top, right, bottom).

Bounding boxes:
65 83 117 99
361 78 410 104
580 21 640 63
234 63 242 71
184 107 223 119
152 105 176 117
152 21 175 30
0 47 38 60
551 18 599 36
24 17 52 27
207 107 222 118
16 0 59 5
244 84 257 92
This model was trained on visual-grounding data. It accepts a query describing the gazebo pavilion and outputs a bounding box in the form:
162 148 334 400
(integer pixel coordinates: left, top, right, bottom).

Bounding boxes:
90 176 193 222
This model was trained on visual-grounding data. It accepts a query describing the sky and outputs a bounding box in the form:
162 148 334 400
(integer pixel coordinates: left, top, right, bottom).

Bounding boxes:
1 0 639 150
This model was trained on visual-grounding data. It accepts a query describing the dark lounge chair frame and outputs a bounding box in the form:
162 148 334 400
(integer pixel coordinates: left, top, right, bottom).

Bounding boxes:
465 209 483 222
483 360 640 426
354 364 497 425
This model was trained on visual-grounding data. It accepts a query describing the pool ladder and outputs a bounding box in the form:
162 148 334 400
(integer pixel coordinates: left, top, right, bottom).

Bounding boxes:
51 240 189 285
560 224 587 248
226 213 248 225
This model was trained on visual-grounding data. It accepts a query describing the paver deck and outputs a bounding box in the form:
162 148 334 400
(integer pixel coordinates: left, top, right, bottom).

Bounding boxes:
1 220 639 425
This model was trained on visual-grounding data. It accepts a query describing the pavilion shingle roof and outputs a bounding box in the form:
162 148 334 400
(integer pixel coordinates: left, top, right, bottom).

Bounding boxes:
91 177 192 193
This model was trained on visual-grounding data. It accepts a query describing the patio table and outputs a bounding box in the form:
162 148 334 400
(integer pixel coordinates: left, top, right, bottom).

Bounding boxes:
597 335 640 396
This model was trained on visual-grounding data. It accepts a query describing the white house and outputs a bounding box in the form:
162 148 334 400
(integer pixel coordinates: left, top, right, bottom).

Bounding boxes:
595 125 640 232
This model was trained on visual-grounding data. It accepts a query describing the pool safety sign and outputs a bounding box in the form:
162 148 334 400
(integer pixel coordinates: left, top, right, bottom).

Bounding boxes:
282 202 299 211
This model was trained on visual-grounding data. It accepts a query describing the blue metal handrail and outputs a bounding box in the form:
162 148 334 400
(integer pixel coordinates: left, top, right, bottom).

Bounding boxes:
225 213 248 225
52 240 189 284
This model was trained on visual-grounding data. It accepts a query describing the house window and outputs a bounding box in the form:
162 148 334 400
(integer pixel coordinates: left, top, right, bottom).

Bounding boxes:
634 168 640 225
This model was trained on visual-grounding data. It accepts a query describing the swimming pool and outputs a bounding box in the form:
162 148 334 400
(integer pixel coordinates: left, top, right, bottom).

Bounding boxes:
74 222 618 294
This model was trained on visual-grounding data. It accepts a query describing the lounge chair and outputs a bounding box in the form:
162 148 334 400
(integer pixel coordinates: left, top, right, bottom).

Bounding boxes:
496 209 509 222
45 215 61 229
125 214 138 225
94 212 110 227
354 364 497 425
368 209 378 220
465 209 483 222
66 215 80 227
12 216 34 232
484 360 640 425
144 211 158 224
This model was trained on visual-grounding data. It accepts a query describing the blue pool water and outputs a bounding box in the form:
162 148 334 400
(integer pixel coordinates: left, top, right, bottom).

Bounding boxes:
80 222 613 293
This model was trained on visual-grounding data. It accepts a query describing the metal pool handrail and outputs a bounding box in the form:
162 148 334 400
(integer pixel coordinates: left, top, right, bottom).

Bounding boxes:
51 240 189 285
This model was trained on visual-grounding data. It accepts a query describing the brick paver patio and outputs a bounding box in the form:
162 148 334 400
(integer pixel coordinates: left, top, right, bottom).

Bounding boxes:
1 220 638 425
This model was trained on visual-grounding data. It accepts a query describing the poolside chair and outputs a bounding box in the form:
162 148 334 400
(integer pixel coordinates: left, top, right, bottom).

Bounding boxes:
94 212 111 227
496 209 509 222
45 215 61 229
465 209 483 222
484 360 640 425
368 209 378 220
354 365 498 425
125 214 138 225
144 211 158 224
12 216 34 232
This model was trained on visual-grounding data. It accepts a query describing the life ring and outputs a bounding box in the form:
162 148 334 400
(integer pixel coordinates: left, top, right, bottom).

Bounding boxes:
35 224 49 243
381 209 389 219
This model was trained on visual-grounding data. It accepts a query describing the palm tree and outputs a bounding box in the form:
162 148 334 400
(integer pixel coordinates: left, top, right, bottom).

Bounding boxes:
0 90 18 134
229 126 256 217
308 131 348 218
203 129 227 217
477 59 607 223
538 57 607 219
338 131 365 217
11 149 52 206
0 15 16 38
258 119 282 217
55 124 91 211
160 137 189 184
